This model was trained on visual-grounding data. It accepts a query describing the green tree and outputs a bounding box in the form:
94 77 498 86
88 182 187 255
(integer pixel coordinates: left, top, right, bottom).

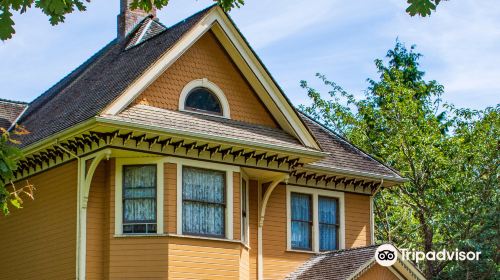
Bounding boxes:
299 42 499 279
0 127 34 215
0 0 446 41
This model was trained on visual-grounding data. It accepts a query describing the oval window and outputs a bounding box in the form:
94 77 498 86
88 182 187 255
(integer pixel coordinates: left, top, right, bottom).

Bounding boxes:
184 87 223 116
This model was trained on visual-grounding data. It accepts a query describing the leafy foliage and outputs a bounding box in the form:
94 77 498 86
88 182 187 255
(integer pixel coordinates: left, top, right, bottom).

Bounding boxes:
0 0 244 40
1 0 447 41
0 127 34 215
300 42 499 279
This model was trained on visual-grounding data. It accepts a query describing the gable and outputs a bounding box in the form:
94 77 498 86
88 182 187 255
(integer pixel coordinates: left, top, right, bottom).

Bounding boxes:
132 31 278 128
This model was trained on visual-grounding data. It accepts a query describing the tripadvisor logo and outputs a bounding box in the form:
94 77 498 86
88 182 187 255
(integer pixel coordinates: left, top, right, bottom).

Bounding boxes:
375 244 398 266
375 244 482 267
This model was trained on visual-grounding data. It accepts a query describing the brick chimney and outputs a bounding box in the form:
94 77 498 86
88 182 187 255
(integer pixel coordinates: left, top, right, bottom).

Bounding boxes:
118 0 157 38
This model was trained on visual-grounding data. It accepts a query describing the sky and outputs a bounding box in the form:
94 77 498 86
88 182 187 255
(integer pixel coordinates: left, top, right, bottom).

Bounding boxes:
0 0 498 110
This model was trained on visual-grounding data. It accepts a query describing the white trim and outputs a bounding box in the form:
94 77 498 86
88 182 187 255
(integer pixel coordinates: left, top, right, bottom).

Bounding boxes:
101 6 320 150
179 78 230 118
286 185 345 253
240 172 250 244
114 157 165 235
257 181 263 280
370 196 375 245
169 157 238 239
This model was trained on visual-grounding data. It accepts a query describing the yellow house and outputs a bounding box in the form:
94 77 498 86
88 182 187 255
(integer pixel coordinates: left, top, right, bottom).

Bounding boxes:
0 2 425 279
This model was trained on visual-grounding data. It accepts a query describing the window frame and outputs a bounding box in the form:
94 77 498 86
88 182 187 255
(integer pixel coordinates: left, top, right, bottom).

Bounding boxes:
184 87 224 116
169 157 239 240
181 166 227 238
286 185 345 253
179 78 231 118
115 158 165 236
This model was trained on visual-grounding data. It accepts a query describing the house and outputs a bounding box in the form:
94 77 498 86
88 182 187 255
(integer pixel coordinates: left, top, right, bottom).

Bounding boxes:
0 2 426 279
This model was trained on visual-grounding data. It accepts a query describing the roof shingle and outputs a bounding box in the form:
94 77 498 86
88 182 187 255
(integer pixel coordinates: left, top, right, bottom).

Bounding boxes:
0 99 28 129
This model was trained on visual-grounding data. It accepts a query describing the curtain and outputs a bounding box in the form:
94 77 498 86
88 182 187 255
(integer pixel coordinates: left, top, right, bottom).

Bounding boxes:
291 193 312 250
319 196 338 251
182 167 225 237
123 165 157 224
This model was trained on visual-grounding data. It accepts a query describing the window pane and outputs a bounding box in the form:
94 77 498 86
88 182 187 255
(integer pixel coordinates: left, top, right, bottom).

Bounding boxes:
319 196 339 251
291 193 312 250
183 201 225 236
291 221 311 250
183 167 225 203
291 193 312 221
182 167 226 237
185 88 222 114
319 196 337 224
319 224 338 251
123 165 157 228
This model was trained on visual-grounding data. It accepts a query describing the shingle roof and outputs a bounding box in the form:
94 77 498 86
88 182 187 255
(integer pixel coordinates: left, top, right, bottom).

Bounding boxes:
16 5 214 147
11 4 403 182
286 245 378 280
0 99 28 129
300 113 402 179
102 104 316 153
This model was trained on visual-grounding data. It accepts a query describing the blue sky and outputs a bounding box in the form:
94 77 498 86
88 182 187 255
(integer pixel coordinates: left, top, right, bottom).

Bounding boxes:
0 0 498 109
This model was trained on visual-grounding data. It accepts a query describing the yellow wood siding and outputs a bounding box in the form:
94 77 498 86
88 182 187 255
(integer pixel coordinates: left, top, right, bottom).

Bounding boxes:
358 264 400 280
345 193 372 248
133 31 278 128
261 184 311 280
233 172 241 240
165 163 177 233
0 161 77 280
86 161 108 279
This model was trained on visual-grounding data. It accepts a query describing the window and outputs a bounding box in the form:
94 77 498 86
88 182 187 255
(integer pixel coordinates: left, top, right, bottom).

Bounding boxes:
319 196 339 251
182 166 226 237
290 193 313 250
179 79 230 118
287 186 345 252
122 165 157 234
184 88 222 115
241 178 248 243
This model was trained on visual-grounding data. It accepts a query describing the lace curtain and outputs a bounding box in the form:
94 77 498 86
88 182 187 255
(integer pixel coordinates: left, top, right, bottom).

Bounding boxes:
123 165 157 224
182 167 226 237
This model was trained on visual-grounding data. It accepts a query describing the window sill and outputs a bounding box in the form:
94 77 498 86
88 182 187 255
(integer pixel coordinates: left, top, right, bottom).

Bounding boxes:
286 249 317 254
114 233 168 238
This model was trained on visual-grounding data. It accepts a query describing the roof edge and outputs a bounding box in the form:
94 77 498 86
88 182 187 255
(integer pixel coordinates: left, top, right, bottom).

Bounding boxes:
299 111 405 180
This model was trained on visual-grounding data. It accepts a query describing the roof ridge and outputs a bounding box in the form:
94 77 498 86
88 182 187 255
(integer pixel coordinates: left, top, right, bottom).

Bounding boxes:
299 111 403 178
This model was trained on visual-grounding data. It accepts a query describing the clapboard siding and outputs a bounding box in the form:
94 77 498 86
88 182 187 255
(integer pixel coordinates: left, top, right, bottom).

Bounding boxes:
345 193 372 248
0 161 77 280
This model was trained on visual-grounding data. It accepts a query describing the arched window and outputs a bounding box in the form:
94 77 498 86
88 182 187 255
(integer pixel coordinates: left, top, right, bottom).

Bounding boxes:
184 88 222 115
179 78 230 118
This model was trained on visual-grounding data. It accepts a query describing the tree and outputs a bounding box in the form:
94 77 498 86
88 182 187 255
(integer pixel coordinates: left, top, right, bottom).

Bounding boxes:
0 0 446 41
0 127 34 215
299 42 499 279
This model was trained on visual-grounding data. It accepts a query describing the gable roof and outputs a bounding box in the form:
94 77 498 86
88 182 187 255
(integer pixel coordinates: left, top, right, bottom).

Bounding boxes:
286 245 425 280
10 4 404 183
16 6 214 148
286 245 379 280
0 99 28 130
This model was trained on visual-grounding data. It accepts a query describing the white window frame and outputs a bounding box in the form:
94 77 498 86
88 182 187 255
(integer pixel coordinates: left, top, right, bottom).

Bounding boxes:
167 157 239 240
240 172 250 244
114 157 165 235
286 185 345 252
179 78 231 118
